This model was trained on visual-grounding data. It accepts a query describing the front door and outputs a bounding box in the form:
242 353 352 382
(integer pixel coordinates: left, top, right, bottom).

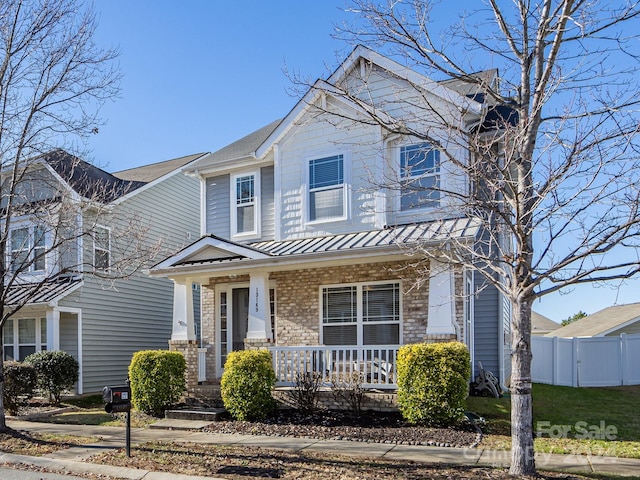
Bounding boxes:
217 284 275 377
232 288 249 352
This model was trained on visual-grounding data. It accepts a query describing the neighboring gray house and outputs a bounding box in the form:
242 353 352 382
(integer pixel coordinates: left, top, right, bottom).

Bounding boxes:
532 311 560 336
151 46 512 395
2 150 203 393
547 303 640 338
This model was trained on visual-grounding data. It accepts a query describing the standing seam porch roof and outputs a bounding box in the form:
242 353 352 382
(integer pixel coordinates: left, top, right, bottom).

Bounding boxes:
165 217 481 270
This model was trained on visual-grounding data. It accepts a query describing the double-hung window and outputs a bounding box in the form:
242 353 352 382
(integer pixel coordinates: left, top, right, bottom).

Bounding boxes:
2 318 47 361
400 143 440 210
321 282 401 346
231 171 260 237
308 155 345 222
94 225 110 271
9 225 46 273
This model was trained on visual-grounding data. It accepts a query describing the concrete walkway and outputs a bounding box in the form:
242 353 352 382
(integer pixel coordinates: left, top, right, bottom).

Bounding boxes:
5 419 640 479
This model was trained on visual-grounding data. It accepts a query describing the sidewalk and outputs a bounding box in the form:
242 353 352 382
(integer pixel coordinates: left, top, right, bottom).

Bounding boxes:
5 419 640 479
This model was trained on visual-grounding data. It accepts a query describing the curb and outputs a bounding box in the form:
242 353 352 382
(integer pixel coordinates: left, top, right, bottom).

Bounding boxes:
0 452 223 480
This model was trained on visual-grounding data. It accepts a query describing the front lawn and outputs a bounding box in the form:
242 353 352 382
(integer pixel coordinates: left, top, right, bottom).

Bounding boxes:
467 383 640 458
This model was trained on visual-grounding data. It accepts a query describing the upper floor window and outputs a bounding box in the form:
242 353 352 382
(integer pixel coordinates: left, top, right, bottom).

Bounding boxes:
94 225 110 270
231 171 260 238
308 154 345 222
9 225 46 273
400 143 440 210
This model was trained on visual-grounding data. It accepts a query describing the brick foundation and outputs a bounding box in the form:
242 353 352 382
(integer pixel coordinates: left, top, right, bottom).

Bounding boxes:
169 339 199 397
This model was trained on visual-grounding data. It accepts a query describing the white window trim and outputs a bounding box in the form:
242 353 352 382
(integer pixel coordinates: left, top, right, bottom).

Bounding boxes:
7 222 48 275
2 317 47 362
93 224 111 271
305 152 350 226
230 170 261 240
318 280 403 346
397 142 441 212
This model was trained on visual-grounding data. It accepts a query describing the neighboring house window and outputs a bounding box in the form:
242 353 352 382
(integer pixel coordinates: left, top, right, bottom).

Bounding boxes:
400 143 440 210
231 171 260 237
94 225 110 270
9 225 46 273
321 282 401 346
308 154 345 222
2 318 47 361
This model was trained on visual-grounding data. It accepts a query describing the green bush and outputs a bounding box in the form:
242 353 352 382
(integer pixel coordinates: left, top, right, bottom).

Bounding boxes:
396 342 470 426
220 350 276 421
3 361 37 415
25 350 79 405
129 350 186 417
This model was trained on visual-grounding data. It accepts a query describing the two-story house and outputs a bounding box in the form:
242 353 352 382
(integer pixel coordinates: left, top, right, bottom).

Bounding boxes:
2 149 203 394
151 46 511 396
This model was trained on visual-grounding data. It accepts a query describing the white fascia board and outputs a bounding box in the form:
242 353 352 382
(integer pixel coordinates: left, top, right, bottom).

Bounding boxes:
189 157 273 178
255 79 397 159
111 153 209 205
47 279 84 307
331 45 483 116
151 244 412 278
255 87 320 159
597 316 640 337
152 235 272 271
40 160 82 203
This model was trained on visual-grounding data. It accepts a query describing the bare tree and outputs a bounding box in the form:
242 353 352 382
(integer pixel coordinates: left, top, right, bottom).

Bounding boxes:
293 0 640 475
0 0 153 430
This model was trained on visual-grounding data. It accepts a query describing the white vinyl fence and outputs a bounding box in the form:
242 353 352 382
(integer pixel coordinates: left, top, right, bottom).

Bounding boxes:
531 333 640 387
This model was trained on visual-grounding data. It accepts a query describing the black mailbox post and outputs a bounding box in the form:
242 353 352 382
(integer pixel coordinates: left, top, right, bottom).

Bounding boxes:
103 381 132 457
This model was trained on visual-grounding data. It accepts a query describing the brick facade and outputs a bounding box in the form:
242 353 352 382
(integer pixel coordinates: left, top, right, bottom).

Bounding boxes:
195 260 466 384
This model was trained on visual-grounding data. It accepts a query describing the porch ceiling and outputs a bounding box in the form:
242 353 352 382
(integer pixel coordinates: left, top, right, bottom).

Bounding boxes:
151 217 481 278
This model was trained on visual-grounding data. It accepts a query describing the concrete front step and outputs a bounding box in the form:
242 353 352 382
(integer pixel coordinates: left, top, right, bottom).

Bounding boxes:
164 407 227 422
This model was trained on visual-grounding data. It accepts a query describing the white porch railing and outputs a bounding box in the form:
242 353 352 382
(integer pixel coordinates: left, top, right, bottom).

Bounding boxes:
197 347 207 382
270 345 399 389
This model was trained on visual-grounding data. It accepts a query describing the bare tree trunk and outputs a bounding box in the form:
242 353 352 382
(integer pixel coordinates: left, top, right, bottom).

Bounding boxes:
510 298 535 475
0 337 5 431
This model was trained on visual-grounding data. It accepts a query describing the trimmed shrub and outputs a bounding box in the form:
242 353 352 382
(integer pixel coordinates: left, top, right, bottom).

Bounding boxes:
25 350 79 405
396 342 470 426
3 361 37 415
129 350 186 417
221 350 276 421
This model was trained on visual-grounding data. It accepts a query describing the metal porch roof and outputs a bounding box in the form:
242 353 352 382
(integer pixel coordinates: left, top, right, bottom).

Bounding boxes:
5 277 82 307
173 217 480 268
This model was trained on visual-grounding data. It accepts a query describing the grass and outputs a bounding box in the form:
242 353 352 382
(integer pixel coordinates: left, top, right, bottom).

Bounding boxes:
36 393 159 428
0 430 98 456
467 384 640 458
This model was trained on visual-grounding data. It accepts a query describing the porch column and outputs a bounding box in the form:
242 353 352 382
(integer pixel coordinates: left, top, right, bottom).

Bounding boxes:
46 309 60 351
426 260 456 335
247 271 272 340
171 278 195 341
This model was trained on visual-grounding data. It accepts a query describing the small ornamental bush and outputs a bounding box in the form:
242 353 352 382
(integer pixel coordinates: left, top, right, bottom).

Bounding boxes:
396 342 471 426
221 350 276 421
25 350 79 405
3 361 37 415
129 350 186 417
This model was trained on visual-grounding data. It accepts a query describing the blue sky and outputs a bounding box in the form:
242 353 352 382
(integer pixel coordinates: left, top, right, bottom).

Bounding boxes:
87 1 638 322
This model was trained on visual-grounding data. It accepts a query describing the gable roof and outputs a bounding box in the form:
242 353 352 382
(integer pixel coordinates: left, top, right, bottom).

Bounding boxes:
548 303 640 337
532 311 559 334
37 149 203 203
43 150 145 202
113 152 207 182
184 120 281 174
